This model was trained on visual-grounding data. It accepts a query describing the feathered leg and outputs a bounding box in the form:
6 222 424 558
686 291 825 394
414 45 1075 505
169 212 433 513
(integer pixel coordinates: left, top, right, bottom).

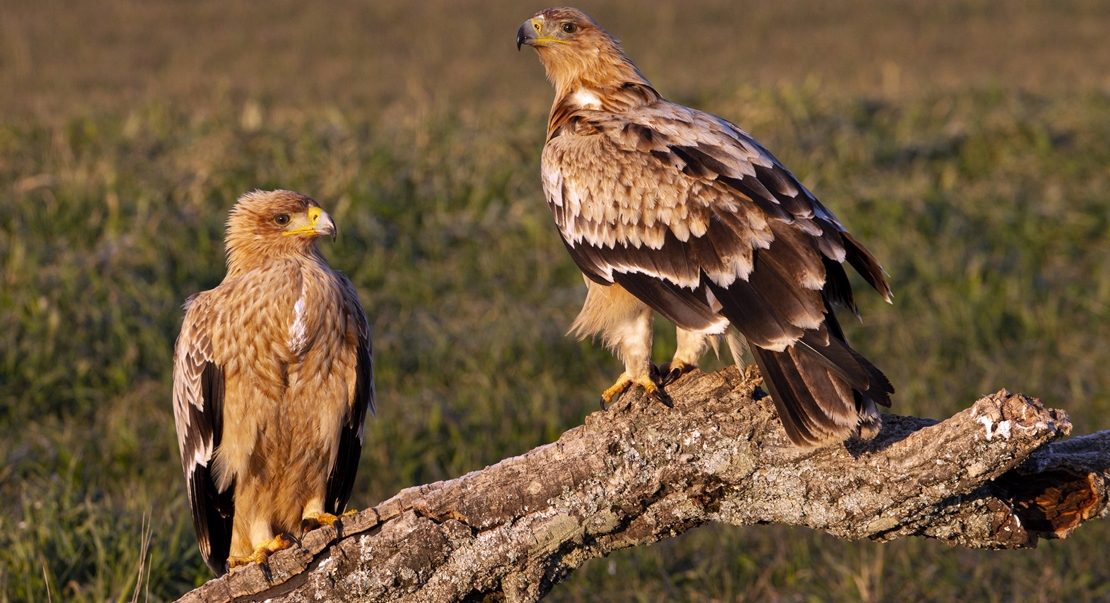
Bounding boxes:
658 328 718 385
569 278 668 406
226 486 298 571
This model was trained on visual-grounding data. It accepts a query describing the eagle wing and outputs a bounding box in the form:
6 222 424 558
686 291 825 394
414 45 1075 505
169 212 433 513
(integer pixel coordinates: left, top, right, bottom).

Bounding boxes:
323 273 374 515
542 100 893 444
172 291 234 576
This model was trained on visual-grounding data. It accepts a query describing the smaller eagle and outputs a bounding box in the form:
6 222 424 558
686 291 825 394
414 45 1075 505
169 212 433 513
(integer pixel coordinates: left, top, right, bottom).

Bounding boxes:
172 190 374 574
518 8 893 446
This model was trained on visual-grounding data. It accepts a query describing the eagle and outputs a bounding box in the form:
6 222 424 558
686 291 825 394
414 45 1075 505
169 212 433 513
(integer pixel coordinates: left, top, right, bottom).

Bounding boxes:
518 7 893 446
172 190 374 574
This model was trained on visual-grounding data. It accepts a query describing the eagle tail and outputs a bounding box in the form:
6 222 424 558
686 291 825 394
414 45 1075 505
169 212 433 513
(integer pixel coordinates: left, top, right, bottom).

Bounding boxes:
751 343 889 446
747 297 891 447
702 253 892 446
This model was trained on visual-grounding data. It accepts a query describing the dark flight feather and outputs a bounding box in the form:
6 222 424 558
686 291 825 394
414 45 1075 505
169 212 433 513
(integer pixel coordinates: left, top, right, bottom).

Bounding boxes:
325 291 375 515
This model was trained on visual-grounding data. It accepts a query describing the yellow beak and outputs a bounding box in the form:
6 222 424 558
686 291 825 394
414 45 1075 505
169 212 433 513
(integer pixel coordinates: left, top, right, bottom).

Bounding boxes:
284 207 337 241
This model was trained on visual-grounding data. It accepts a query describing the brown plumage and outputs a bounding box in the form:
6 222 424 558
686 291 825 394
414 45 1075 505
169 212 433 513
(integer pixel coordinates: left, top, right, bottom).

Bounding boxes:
518 7 893 446
172 190 374 574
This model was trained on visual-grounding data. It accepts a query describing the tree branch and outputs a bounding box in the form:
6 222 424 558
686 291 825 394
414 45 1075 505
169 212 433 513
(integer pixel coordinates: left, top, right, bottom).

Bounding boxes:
175 366 1110 603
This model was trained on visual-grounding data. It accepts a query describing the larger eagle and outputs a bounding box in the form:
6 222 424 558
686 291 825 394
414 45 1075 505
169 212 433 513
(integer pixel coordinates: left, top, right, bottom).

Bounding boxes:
518 7 893 446
172 190 374 574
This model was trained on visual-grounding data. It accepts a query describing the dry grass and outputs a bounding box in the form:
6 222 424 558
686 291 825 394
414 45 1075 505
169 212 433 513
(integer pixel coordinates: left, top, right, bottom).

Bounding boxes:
3 0 1110 119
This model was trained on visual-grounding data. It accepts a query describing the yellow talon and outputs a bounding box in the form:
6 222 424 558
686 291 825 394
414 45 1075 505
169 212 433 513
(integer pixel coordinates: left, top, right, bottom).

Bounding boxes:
601 373 636 406
638 378 661 396
301 511 340 534
227 533 297 570
601 373 672 409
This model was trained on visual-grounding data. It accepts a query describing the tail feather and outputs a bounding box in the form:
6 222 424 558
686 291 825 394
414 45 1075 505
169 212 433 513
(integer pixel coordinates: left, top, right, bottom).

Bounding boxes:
751 344 882 446
800 303 894 408
743 288 892 446
750 346 813 445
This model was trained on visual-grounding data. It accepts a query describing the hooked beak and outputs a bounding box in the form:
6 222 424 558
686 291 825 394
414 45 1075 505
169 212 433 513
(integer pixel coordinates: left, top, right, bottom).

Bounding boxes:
517 21 535 50
312 208 337 242
516 19 538 50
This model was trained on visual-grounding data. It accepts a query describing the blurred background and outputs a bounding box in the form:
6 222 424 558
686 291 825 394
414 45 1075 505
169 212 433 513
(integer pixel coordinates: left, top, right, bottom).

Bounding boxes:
3 0 1110 600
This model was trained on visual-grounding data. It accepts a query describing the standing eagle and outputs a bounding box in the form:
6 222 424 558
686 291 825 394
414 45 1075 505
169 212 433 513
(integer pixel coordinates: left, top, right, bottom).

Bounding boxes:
172 190 374 574
518 8 893 446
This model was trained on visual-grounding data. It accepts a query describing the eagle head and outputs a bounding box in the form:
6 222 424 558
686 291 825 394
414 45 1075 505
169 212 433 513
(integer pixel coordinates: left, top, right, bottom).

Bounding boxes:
517 7 651 101
224 190 337 271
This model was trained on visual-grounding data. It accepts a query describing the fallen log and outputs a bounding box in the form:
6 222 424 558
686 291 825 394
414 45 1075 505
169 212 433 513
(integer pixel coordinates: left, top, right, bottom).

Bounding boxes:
175 365 1109 603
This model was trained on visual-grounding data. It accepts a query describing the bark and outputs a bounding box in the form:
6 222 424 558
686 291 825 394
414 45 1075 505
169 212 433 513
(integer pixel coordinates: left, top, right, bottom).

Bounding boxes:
175 366 1110 603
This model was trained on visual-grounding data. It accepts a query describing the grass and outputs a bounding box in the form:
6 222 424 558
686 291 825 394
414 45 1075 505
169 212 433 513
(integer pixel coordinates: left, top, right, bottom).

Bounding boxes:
3 1 1110 601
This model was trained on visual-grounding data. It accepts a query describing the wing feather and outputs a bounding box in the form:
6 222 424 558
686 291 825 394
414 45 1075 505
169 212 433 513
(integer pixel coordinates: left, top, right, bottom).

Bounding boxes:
842 231 893 302
324 275 374 515
541 96 894 446
612 273 722 332
172 293 233 576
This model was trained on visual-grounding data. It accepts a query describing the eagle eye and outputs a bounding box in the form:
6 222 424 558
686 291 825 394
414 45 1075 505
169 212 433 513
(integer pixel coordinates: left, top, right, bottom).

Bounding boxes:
562 22 578 34
274 213 291 226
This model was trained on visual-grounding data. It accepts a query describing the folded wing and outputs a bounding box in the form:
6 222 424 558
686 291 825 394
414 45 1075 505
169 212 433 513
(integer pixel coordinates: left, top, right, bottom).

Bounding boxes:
542 101 893 445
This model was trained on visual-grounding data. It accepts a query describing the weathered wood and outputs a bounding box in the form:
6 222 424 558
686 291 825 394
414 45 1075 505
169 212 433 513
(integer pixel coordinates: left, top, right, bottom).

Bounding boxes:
175 366 1110 603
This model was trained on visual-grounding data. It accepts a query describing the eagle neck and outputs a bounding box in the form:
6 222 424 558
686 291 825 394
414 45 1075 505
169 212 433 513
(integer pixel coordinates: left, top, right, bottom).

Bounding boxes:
225 244 328 280
547 81 661 138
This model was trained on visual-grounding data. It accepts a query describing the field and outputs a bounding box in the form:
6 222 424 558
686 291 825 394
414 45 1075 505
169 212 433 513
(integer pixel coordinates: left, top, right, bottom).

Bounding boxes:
3 0 1110 601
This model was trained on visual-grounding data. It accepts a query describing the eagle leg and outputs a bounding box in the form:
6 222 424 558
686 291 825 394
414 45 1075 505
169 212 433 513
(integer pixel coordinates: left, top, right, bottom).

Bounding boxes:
227 532 299 572
659 328 721 385
601 369 673 409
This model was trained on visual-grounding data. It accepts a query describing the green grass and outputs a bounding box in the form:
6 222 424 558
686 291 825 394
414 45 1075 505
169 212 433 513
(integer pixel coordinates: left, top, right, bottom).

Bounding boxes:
4 1 1110 601
4 88 1110 602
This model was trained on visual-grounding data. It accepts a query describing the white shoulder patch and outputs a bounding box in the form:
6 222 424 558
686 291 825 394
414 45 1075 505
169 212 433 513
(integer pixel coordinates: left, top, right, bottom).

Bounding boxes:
288 293 308 354
570 89 602 110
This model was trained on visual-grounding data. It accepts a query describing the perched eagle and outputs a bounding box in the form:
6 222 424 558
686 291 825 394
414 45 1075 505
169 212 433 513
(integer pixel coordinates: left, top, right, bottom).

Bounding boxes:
172 190 374 574
518 7 893 446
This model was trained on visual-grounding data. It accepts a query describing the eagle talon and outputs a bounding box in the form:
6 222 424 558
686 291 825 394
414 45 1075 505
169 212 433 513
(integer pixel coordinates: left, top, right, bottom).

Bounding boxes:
259 560 274 582
227 532 299 573
282 531 302 548
301 512 341 537
600 373 635 410
658 361 696 387
601 372 674 410
601 390 628 411
644 372 674 407
655 362 680 386
650 386 674 408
